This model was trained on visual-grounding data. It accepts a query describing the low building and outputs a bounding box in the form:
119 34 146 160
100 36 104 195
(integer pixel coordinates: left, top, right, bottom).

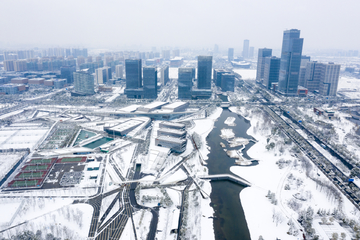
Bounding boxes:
191 88 212 99
98 85 113 92
161 102 189 112
11 77 28 84
0 83 26 94
53 79 66 89
87 161 100 171
170 57 184 67
104 119 144 136
159 121 185 130
44 80 54 86
28 78 45 85
137 102 168 113
157 128 186 138
155 135 187 153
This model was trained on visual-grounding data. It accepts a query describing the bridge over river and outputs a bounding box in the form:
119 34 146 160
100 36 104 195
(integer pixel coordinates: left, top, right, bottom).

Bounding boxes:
199 174 251 187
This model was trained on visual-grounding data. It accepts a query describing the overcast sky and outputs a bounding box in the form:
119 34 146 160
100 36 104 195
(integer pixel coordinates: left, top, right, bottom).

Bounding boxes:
0 0 359 51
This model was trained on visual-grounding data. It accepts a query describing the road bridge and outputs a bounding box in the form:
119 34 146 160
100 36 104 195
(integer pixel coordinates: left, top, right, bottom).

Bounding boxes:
199 174 251 187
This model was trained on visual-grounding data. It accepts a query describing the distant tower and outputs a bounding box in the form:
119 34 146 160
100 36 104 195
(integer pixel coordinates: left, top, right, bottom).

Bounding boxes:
162 50 171 60
73 70 94 95
249 47 254 59
228 48 234 62
256 48 272 82
278 29 304 96
214 44 219 54
197 56 212 89
242 40 250 58
178 68 193 99
143 66 157 99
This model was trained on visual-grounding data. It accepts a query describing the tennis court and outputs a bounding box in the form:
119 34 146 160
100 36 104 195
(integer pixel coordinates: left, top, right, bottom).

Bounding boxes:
24 165 49 171
29 158 53 164
58 157 84 163
11 180 39 187
17 172 44 179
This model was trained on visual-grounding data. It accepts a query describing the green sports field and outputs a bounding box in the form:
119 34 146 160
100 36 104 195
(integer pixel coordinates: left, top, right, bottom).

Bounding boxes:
30 159 53 164
60 157 83 163
24 165 48 171
11 180 38 187
17 172 44 179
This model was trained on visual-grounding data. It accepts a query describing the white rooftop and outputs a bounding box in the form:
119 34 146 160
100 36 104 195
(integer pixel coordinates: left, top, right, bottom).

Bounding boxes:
161 101 188 109
156 135 186 144
141 101 168 110
108 119 143 132
118 104 140 112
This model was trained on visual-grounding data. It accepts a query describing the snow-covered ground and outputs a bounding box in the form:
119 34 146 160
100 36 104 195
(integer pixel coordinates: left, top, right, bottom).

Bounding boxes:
0 153 24 180
0 128 49 150
232 69 257 80
337 76 360 99
229 106 359 240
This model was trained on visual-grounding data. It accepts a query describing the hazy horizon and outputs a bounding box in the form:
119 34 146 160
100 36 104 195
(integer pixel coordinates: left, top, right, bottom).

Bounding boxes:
0 0 359 51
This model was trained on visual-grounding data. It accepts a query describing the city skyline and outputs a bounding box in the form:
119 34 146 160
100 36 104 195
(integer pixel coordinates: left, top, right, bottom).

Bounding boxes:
0 0 359 50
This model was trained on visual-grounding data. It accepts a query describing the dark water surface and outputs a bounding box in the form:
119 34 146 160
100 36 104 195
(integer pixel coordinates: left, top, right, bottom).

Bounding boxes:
207 108 253 240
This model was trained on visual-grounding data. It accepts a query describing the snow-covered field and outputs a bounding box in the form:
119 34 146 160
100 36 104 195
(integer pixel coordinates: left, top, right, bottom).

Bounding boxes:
0 128 49 150
0 153 24 180
232 69 257 80
337 76 360 98
229 106 359 240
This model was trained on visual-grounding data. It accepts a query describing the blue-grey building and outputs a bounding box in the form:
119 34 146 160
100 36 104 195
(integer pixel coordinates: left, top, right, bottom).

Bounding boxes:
197 56 212 89
61 66 76 84
53 79 66 89
73 69 94 95
221 73 235 92
125 59 143 98
214 69 230 87
125 59 142 89
161 65 169 86
256 48 272 83
278 29 304 96
143 66 157 99
178 68 193 99
263 57 281 89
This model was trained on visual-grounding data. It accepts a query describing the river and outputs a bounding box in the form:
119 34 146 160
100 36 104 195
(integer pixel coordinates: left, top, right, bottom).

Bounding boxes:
207 107 254 240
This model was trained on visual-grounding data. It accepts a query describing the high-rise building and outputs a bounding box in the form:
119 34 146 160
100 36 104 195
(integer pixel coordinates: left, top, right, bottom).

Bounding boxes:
320 63 340 96
61 66 76 84
298 55 311 87
178 68 193 99
197 56 212 89
263 57 281 89
73 70 94 95
304 61 324 92
256 48 272 82
161 65 169 86
3 60 15 71
228 48 234 62
214 69 230 87
249 47 254 59
115 65 124 79
221 73 235 92
95 67 107 84
242 40 250 58
87 56 93 63
143 66 157 99
14 60 27 72
125 59 142 89
278 29 304 96
304 61 340 96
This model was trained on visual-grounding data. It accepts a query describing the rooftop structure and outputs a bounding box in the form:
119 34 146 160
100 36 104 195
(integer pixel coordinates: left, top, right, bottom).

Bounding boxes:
159 121 185 130
157 128 186 138
161 102 189 112
104 119 144 136
155 135 187 153
137 102 168 113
